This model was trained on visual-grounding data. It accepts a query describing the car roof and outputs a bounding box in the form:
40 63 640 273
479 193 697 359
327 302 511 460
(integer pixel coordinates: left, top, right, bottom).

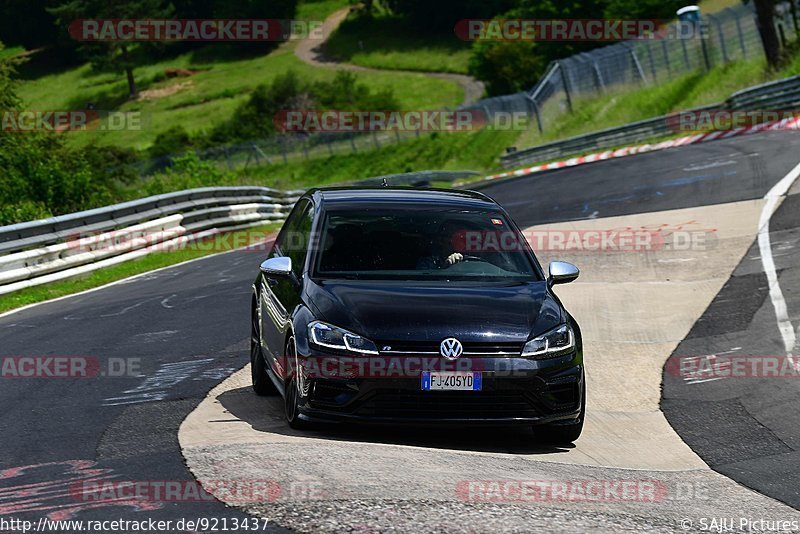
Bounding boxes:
307 187 498 210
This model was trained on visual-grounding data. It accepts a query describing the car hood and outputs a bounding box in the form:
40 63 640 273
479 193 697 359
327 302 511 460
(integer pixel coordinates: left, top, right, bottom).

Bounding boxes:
306 279 563 343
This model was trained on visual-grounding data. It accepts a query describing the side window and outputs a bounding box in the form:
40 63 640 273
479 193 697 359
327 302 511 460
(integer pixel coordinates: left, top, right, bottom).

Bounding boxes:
273 199 313 277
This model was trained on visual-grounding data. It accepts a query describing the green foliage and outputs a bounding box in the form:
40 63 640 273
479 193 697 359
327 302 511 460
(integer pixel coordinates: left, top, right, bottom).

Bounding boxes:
49 0 174 98
0 45 140 225
466 0 702 95
207 70 399 144
314 71 399 110
0 43 20 110
468 40 545 96
149 125 194 159
139 152 231 196
325 8 472 73
603 0 690 19
0 0 59 48
379 0 517 31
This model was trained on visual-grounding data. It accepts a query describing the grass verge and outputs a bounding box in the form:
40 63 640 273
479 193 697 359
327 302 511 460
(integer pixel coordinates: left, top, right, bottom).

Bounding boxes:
234 128 520 190
325 10 471 74
0 223 280 314
295 0 350 21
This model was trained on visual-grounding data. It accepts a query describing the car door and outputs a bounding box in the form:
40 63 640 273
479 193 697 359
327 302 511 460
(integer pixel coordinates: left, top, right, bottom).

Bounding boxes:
260 199 314 378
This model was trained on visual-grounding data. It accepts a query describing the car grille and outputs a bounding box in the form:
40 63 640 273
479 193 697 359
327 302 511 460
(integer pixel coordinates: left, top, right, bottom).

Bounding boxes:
353 390 540 419
376 340 524 356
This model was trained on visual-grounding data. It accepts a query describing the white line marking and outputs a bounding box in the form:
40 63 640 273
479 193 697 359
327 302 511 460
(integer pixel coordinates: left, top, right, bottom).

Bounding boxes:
758 160 800 357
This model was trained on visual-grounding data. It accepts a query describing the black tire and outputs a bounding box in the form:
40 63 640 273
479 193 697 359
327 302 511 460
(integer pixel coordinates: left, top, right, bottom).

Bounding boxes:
284 336 313 430
534 386 585 444
251 304 278 396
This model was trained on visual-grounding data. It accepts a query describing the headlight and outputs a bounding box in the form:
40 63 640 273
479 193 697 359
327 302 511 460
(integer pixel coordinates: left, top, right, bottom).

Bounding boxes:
522 324 575 358
308 321 379 355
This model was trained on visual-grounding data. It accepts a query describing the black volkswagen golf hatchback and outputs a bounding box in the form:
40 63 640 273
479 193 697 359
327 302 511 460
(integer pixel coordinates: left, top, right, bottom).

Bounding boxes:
251 187 585 443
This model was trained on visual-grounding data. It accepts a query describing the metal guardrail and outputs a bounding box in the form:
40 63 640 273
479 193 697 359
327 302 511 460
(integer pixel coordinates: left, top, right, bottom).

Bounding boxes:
500 103 722 168
354 170 480 187
0 171 483 296
0 186 303 296
728 74 800 110
501 72 800 169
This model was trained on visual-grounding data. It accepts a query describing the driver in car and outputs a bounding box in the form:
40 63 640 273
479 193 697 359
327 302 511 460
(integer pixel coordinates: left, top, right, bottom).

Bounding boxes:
417 221 465 269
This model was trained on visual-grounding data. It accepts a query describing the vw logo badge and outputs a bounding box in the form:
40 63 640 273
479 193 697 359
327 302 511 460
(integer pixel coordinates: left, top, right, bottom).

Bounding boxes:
440 337 463 360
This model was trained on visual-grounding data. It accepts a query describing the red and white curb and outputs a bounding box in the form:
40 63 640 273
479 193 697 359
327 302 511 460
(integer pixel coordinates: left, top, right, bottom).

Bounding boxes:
484 116 800 182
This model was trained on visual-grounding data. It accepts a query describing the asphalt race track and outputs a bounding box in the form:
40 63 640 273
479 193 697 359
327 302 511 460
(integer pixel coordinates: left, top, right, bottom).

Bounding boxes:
2 130 800 532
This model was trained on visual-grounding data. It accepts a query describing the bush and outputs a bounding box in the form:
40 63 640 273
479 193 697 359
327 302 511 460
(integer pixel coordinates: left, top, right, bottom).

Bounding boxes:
468 40 546 96
149 125 193 159
0 43 140 225
207 70 400 144
139 152 231 196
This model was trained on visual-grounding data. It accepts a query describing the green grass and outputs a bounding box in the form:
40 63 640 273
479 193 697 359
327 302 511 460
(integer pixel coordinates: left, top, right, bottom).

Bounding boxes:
0 223 280 314
232 128 519 190
325 11 472 74
698 0 742 14
0 45 24 59
296 0 350 21
16 41 462 151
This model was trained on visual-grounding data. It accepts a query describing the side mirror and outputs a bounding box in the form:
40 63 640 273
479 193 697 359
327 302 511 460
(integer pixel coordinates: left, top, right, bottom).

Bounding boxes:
548 261 579 286
260 256 292 278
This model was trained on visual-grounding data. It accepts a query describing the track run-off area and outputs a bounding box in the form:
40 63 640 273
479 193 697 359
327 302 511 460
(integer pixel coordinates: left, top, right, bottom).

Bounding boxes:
2 131 800 532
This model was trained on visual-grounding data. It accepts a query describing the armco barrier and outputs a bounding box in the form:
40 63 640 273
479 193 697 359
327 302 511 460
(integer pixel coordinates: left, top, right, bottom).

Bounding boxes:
500 103 722 169
0 186 303 296
502 73 800 169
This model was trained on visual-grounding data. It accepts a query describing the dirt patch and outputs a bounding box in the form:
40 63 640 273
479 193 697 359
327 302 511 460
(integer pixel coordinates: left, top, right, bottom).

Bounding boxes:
138 80 193 101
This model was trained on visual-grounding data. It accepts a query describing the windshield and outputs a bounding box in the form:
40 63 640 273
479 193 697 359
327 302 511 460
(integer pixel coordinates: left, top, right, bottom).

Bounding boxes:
313 208 541 281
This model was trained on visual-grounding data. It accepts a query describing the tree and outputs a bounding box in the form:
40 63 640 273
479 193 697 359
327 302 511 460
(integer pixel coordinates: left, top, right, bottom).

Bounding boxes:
49 0 173 99
750 0 781 67
0 0 60 48
0 42 122 225
380 0 517 31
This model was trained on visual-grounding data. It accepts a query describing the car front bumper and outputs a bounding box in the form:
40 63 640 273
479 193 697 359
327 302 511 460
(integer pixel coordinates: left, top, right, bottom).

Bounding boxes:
293 352 584 425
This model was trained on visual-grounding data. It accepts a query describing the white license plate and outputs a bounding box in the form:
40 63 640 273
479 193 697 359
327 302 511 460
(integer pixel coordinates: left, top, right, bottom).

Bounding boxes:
421 371 482 391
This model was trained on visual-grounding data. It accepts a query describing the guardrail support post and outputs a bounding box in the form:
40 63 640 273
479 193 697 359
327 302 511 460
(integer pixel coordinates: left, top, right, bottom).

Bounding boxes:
645 42 657 81
732 10 747 58
709 14 729 64
530 98 543 133
661 40 672 74
557 62 573 113
630 48 647 84
681 37 691 68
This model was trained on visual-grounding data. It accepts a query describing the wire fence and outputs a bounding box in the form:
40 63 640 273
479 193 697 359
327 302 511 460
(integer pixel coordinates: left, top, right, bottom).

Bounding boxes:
133 128 427 175
519 3 788 135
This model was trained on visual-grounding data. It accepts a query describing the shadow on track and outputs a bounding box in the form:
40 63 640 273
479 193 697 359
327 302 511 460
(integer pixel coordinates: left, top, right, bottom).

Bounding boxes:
216 386 575 455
